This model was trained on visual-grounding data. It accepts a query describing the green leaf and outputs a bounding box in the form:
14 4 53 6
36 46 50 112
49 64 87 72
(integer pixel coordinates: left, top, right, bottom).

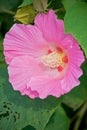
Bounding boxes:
0 0 22 13
22 125 36 130
14 5 37 24
62 0 76 11
63 61 87 110
0 34 6 68
20 0 34 7
0 34 3 50
64 2 87 56
45 105 70 130
0 68 62 130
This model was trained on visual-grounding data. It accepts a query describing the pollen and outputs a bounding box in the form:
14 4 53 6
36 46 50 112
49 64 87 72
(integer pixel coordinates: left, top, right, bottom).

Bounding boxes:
41 50 68 70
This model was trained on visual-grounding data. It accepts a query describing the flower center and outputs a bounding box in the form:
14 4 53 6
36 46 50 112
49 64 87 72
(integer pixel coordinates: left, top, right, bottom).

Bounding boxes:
41 49 68 71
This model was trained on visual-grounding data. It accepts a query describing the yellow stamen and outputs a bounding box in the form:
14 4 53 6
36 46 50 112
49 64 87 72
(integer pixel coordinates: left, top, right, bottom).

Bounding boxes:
42 51 65 69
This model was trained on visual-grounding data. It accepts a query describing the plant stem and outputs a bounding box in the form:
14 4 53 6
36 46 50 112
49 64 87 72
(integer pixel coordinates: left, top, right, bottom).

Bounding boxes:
1 8 15 15
73 101 87 130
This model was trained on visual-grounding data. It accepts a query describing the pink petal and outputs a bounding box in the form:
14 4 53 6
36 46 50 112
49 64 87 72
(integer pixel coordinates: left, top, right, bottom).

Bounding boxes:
35 10 65 43
70 64 83 78
60 36 84 91
28 76 55 99
20 87 39 99
28 76 66 99
4 24 48 64
69 49 85 67
8 56 45 93
60 34 80 49
60 34 75 49
50 81 66 97
61 70 80 92
61 34 85 66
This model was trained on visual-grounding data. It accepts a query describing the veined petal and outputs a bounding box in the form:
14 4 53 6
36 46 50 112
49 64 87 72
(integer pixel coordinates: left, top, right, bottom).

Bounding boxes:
8 56 45 92
35 10 65 43
60 34 81 50
61 69 80 91
4 24 49 64
28 76 61 99
69 49 85 67
61 34 85 66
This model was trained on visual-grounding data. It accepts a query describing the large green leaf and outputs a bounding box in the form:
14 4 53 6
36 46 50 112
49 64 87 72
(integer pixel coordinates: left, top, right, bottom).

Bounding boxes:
62 0 76 11
63 61 87 110
45 105 70 130
64 2 87 56
0 68 62 130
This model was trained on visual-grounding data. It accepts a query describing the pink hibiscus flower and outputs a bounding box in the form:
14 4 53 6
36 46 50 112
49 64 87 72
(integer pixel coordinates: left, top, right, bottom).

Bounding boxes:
4 10 84 99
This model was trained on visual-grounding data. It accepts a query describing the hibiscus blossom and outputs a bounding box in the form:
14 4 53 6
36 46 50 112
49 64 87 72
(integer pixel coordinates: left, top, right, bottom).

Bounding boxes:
4 10 84 99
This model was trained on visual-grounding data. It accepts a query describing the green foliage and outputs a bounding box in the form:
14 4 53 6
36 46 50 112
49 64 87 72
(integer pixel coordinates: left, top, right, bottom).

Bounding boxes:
48 0 63 9
0 0 22 35
45 105 70 130
22 125 36 130
20 0 34 7
62 0 76 11
0 35 3 51
0 14 14 36
0 34 6 68
48 0 65 19
0 0 23 13
64 2 87 57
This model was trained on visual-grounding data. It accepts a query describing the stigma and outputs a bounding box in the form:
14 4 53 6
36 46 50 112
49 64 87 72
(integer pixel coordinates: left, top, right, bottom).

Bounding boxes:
41 48 68 71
